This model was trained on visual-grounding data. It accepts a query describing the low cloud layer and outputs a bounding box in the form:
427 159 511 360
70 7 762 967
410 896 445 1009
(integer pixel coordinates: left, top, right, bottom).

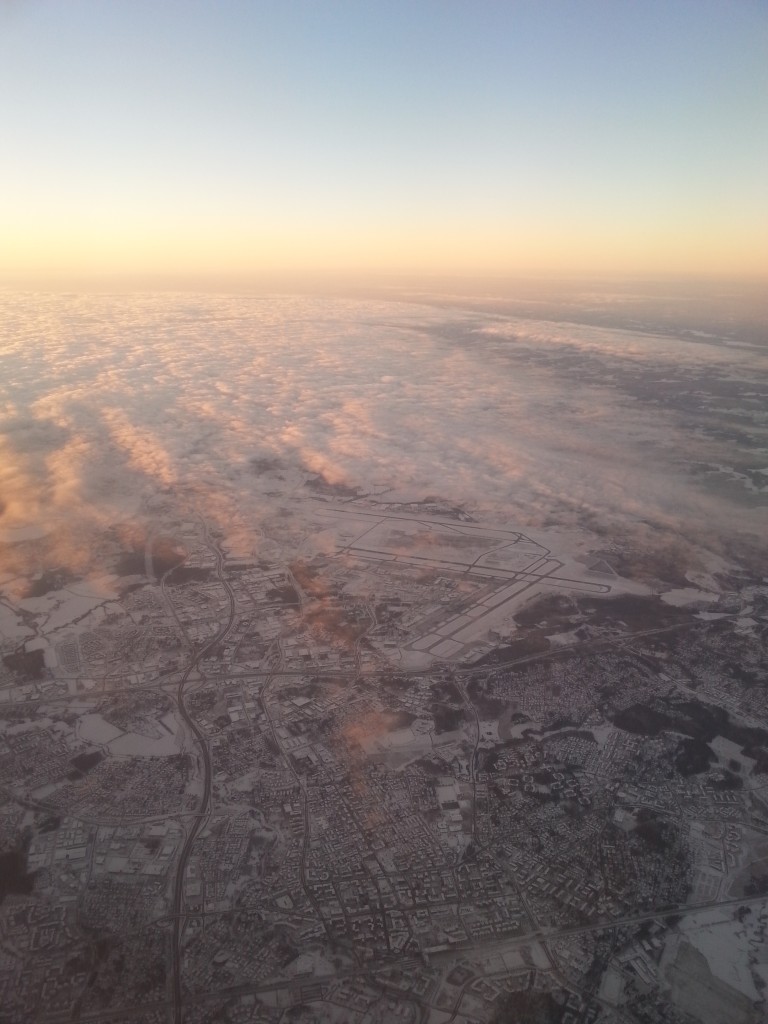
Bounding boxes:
1 289 765 580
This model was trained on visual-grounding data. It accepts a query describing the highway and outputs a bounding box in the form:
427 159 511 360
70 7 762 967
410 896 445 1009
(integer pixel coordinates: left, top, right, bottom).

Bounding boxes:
38 890 768 1024
168 517 237 1024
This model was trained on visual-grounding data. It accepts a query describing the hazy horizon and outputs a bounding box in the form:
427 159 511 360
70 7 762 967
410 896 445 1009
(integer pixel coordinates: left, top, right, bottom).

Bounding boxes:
2 5 768 1022
2 0 766 281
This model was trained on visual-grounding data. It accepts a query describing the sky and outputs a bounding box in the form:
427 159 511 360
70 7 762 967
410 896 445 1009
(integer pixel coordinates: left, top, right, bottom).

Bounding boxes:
1 0 767 283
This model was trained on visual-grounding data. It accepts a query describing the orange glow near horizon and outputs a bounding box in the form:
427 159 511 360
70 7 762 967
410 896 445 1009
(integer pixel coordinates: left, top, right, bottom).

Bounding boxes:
2 2 766 287
4 212 767 285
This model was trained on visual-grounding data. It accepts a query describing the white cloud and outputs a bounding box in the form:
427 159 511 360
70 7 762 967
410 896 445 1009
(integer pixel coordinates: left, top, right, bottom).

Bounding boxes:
0 291 765 576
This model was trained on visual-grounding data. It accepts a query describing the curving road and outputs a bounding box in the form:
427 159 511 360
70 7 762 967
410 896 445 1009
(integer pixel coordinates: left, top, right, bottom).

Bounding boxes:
168 519 236 1024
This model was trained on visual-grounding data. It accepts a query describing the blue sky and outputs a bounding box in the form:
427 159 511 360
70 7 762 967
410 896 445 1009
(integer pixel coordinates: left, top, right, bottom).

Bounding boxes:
2 0 766 279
